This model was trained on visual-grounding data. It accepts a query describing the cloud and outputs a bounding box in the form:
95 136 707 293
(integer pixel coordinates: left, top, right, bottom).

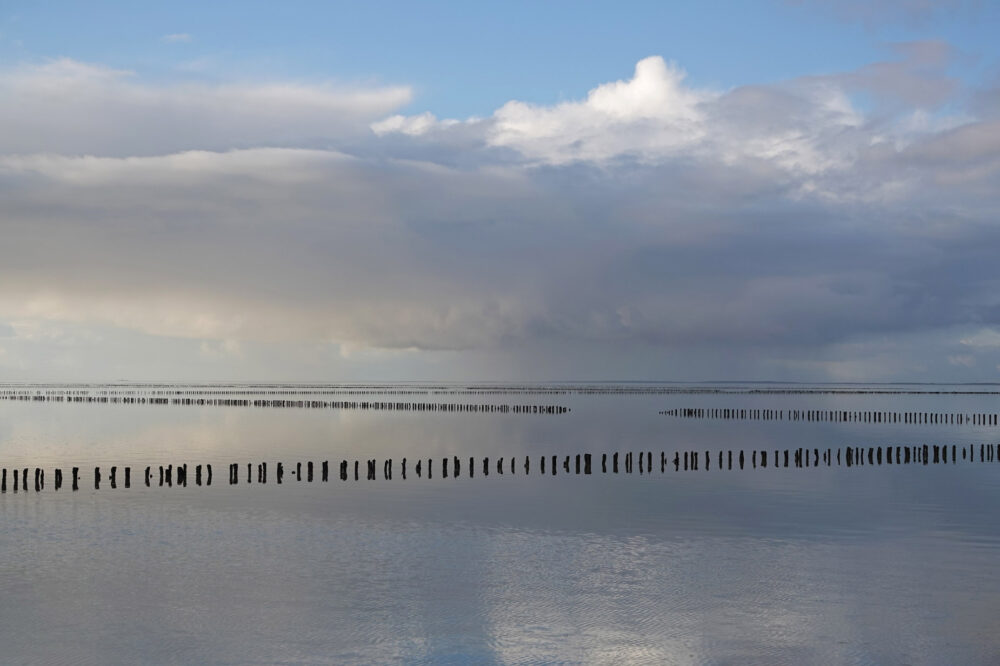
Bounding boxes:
375 49 960 181
960 330 1000 348
1 53 1000 379
0 58 412 156
161 33 193 44
948 354 975 367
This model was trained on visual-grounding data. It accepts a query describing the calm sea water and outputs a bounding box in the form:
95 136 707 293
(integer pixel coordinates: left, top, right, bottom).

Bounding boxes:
2 383 1000 664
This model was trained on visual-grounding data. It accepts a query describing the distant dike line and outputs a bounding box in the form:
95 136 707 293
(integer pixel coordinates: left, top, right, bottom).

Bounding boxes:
3 445 998 493
6 384 1000 396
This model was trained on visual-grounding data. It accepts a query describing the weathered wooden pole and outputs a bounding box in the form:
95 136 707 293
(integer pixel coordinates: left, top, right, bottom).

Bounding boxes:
94 466 101 490
124 467 131 488
584 453 592 474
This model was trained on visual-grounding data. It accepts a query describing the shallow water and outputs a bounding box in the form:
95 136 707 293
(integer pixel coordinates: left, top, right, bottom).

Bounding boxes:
2 383 1000 664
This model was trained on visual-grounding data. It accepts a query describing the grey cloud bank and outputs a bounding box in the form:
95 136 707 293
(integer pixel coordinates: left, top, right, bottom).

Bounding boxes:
1 49 999 381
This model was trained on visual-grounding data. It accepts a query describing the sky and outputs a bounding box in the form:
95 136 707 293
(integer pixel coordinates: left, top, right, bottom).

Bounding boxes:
1 0 1000 382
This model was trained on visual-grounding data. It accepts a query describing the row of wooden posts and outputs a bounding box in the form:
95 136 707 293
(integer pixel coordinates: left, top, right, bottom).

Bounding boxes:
662 407 1000 426
3 444 999 493
0 394 569 414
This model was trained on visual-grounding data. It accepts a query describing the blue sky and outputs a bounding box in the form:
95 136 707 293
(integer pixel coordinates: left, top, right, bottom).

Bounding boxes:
3 0 997 117
1 1 1000 381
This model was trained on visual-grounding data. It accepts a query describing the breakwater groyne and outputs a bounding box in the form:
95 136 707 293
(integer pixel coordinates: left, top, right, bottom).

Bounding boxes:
662 407 1000 426
3 444 997 493
0 393 568 415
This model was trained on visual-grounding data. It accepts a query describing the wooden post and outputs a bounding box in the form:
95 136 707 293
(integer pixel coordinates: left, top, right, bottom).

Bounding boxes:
584 453 592 474
125 467 131 488
73 467 79 491
94 466 101 490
